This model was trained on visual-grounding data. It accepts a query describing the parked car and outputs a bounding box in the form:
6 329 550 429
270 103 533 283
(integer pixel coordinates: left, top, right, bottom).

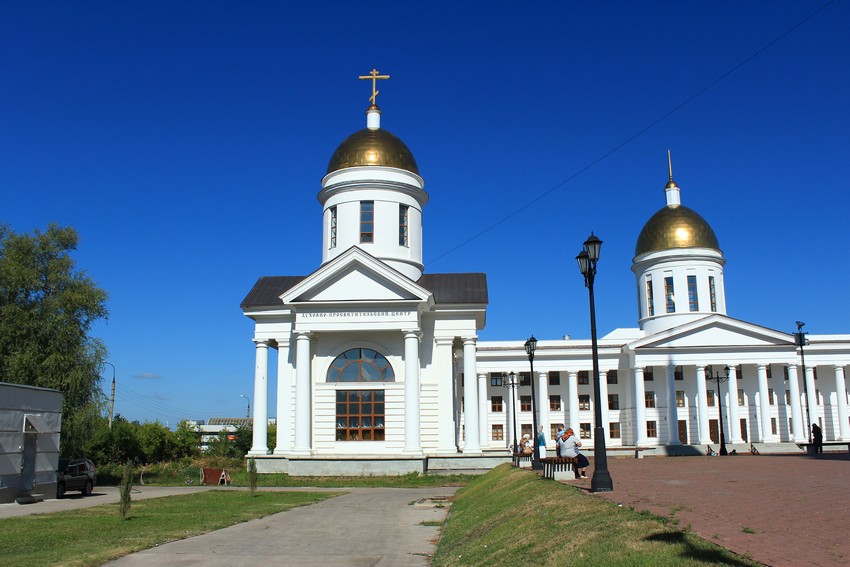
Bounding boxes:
57 458 96 498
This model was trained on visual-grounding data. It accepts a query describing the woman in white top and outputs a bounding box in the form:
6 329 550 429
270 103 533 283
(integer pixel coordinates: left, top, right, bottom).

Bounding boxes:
558 428 589 479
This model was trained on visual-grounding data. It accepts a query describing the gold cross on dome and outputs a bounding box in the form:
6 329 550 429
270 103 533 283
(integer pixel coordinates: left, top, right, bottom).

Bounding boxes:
358 68 390 106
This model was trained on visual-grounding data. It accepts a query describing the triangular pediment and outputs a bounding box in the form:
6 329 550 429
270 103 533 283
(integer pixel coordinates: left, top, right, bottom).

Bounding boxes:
630 315 794 350
280 247 433 305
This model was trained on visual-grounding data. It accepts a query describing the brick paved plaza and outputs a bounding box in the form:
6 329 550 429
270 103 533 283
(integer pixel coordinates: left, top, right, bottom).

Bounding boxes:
586 453 850 566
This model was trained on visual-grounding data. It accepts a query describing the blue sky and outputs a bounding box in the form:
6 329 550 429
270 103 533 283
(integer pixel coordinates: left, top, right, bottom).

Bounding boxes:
3 2 848 425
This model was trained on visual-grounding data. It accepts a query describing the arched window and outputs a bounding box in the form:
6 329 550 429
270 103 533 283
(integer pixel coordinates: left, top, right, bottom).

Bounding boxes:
327 348 395 382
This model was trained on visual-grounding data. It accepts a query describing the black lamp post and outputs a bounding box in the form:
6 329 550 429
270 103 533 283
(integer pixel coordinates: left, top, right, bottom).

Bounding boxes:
576 232 613 492
504 371 519 453
795 321 812 442
708 365 730 455
525 336 543 471
240 394 251 419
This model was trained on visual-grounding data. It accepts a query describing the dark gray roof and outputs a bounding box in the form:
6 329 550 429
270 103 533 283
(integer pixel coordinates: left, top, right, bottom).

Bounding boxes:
208 417 253 427
240 273 487 309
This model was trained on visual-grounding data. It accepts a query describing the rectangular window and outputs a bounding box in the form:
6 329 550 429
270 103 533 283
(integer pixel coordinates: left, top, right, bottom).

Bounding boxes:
335 390 385 441
646 275 655 317
607 370 618 384
578 371 590 385
491 396 503 412
707 389 715 407
608 394 619 410
709 275 717 312
644 368 654 381
490 374 503 387
580 423 591 439
645 391 656 408
768 388 775 405
550 424 560 440
398 204 409 246
687 275 699 311
766 365 773 379
521 424 532 437
675 366 684 381
549 395 562 411
492 424 504 441
548 371 560 386
784 366 789 381
360 201 374 243
738 389 745 407
771 417 777 435
646 420 658 438
609 422 621 439
676 390 685 408
519 372 531 386
785 390 791 405
814 368 819 380
665 276 675 313
329 206 337 248
520 395 532 412
579 395 590 410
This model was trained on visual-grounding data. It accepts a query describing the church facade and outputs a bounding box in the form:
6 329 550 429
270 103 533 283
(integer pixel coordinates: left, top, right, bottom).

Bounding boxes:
242 84 850 474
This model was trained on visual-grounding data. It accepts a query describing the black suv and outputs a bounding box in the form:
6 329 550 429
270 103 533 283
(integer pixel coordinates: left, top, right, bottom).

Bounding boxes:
57 458 96 498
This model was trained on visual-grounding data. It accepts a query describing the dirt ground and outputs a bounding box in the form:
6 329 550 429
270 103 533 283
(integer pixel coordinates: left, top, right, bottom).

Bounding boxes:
574 452 850 566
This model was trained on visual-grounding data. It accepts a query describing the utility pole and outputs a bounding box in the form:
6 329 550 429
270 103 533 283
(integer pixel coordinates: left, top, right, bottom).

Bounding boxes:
104 362 116 429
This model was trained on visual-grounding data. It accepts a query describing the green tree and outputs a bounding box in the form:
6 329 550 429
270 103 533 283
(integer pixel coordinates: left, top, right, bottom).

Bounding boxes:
0 223 109 456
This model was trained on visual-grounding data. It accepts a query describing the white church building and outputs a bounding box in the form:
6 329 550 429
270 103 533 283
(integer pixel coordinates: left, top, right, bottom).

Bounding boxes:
241 81 850 474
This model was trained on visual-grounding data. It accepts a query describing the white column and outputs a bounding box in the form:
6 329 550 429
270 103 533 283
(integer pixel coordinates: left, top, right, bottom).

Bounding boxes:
666 365 680 445
478 373 489 448
834 365 850 441
598 370 609 442
462 337 480 453
250 340 270 455
434 338 455 452
787 364 805 442
506 380 516 450
275 339 291 454
727 365 743 443
695 366 710 444
568 371 579 434
404 331 421 453
537 371 549 445
634 366 648 446
757 364 773 442
293 332 312 453
805 365 818 434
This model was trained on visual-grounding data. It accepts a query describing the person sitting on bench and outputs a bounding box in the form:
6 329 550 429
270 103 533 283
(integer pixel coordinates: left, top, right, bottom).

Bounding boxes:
558 428 589 479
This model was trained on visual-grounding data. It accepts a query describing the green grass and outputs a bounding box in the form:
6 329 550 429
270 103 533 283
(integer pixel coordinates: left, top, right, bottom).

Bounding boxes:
0 490 336 567
432 464 759 566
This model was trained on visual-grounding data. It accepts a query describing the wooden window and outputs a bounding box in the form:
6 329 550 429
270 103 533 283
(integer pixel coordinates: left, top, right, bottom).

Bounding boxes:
771 418 777 435
609 422 621 439
550 424 560 440
607 370 618 384
329 206 337 248
549 395 561 411
645 391 655 408
520 395 532 412
768 388 775 405
766 365 773 379
676 390 685 408
675 366 684 381
644 368 654 381
519 372 531 386
687 274 699 311
646 420 657 438
578 371 590 385
398 204 409 246
707 390 715 407
327 349 395 382
608 394 619 410
646 275 655 316
548 371 560 386
580 423 591 439
492 424 504 441
785 390 791 405
335 390 385 441
360 201 374 243
579 395 590 410
521 424 532 437
491 396 503 412
738 389 745 407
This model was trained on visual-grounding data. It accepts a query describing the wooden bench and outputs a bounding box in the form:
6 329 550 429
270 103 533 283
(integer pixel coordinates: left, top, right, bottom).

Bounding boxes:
796 441 850 455
511 452 534 468
540 457 579 480
200 467 231 485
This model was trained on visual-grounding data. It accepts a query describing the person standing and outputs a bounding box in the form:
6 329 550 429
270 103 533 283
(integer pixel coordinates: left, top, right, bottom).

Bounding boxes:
812 423 823 454
537 425 547 460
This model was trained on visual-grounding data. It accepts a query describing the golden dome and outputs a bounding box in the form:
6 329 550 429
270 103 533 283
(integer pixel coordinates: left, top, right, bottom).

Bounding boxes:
326 128 419 175
635 204 720 256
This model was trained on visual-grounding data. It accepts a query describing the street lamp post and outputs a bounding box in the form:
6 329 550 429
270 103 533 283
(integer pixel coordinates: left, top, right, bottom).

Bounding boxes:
795 321 812 442
708 365 730 455
503 371 519 454
240 394 251 419
576 232 613 493
103 362 116 429
525 336 543 470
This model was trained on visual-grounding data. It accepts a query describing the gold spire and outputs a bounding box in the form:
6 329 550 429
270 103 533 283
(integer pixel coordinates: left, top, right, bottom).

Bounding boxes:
358 68 390 108
666 149 678 189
